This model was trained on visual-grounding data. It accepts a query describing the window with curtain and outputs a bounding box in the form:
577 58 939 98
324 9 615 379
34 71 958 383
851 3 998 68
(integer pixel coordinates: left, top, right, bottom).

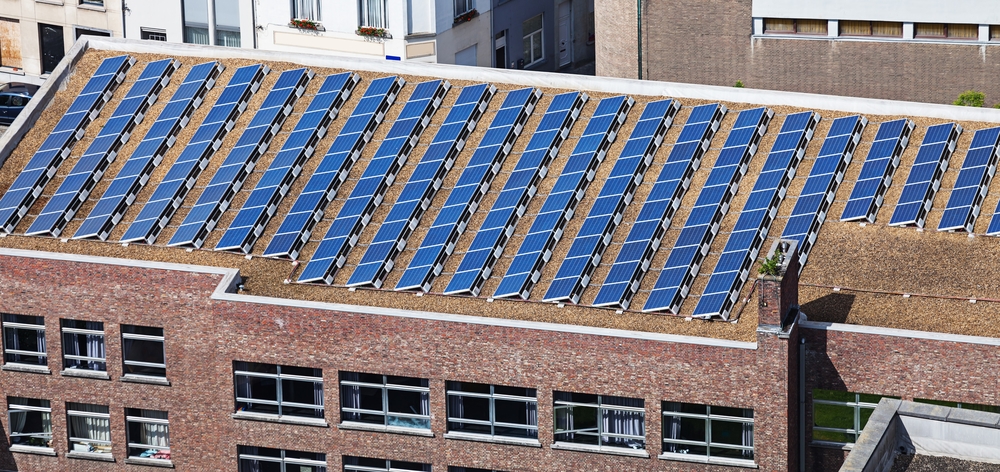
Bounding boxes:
234 361 324 419
359 0 387 28
343 456 431 472
7 397 52 449
182 0 210 45
67 402 111 455
763 18 794 33
446 381 537 440
214 0 241 47
946 24 978 39
812 389 897 445
2 313 46 367
61 319 105 371
292 0 321 21
454 0 474 17
522 14 543 66
553 392 645 451
764 18 826 35
340 372 430 430
662 402 755 463
125 408 170 460
839 21 903 37
914 23 978 39
237 445 326 472
122 325 166 378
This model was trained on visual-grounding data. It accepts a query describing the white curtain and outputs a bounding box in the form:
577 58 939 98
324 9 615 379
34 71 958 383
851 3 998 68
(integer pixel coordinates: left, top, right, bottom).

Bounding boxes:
419 391 430 417
139 410 169 449
360 0 387 28
313 379 324 417
663 413 682 452
526 400 537 437
215 30 241 48
9 410 26 439
341 373 361 421
69 405 110 444
742 422 754 457
601 398 644 447
294 0 318 20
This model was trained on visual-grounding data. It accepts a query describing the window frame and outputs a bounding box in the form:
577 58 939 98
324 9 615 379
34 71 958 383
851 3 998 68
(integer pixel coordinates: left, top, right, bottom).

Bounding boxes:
2 314 47 368
522 14 544 67
66 402 112 456
237 445 327 472
763 18 828 35
343 456 431 472
661 402 755 465
78 0 104 6
125 408 170 461
552 392 646 452
234 361 325 420
121 325 167 380
837 20 904 38
454 0 475 17
60 319 106 372
914 23 978 40
7 397 53 450
139 28 167 41
358 0 388 28
446 381 538 441
339 372 431 431
291 0 321 21
181 0 210 45
811 389 894 446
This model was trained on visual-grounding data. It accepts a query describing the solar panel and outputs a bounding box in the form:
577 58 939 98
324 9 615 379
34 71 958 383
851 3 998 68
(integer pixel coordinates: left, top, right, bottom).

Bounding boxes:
691 111 819 320
641 107 773 314
26 59 179 238
347 83 496 288
395 87 540 292
493 95 633 300
167 68 313 248
592 103 726 309
298 79 450 284
938 127 1000 233
74 61 224 241
840 119 915 222
781 115 867 268
263 76 404 260
888 122 962 228
543 99 681 304
120 64 268 244
442 91 588 296
0 55 134 234
215 72 360 253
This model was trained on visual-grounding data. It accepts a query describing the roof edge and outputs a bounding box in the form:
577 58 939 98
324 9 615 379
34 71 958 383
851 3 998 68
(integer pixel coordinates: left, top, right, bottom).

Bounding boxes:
800 317 1000 346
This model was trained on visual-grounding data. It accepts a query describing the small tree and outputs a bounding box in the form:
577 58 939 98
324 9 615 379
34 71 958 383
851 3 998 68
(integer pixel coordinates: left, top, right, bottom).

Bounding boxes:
734 80 745 88
954 90 985 107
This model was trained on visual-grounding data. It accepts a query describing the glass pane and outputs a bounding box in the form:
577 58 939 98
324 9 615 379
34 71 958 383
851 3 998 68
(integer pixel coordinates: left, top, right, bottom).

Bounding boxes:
122 325 163 337
677 416 706 442
282 365 321 378
712 445 754 460
523 14 541 34
385 375 426 387
710 419 748 446
494 385 534 397
712 405 752 418
813 389 854 403
387 389 424 414
813 403 854 430
236 362 277 374
451 395 489 421
494 399 532 426
531 34 542 62
448 420 491 435
448 381 489 394
812 429 854 443
764 18 794 33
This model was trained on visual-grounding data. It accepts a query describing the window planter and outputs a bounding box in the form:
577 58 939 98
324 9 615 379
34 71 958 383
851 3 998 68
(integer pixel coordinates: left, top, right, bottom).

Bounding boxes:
289 19 324 31
454 9 478 26
357 27 391 39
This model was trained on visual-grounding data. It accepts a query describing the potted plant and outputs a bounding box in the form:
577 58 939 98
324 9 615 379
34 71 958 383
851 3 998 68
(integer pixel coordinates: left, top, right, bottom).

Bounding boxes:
289 18 321 30
356 26 390 39
454 9 478 25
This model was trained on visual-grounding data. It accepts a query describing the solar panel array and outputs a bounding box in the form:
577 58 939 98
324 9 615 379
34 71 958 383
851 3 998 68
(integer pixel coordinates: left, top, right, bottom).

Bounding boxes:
888 123 962 228
0 55 133 233
121 64 268 244
299 79 450 284
264 76 403 260
169 68 312 248
348 83 495 288
494 95 633 300
692 111 818 320
74 61 224 241
840 119 914 223
395 88 540 292
216 72 360 253
26 58 178 237
642 107 773 314
942 127 1000 233
592 103 726 309
544 99 681 304
444 91 588 297
780 115 866 269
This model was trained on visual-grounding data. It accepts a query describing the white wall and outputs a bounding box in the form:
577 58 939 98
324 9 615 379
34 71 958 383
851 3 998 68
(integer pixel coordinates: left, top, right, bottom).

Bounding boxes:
752 0 1000 24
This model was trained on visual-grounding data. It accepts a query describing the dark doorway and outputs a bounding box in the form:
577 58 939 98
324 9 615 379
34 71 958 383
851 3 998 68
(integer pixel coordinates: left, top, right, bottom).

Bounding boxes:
38 23 64 74
494 30 507 69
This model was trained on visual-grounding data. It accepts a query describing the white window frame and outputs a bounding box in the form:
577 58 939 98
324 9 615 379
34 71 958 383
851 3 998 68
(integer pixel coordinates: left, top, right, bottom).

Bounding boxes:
454 0 474 17
2 314 46 368
234 362 324 420
140 28 167 41
121 325 167 379
7 397 52 450
66 402 112 456
812 390 888 446
661 402 755 466
343 456 431 472
358 0 388 28
61 319 106 372
340 372 430 430
522 14 544 67
125 408 170 461
446 381 538 440
291 0 321 21
553 392 646 452
237 445 327 471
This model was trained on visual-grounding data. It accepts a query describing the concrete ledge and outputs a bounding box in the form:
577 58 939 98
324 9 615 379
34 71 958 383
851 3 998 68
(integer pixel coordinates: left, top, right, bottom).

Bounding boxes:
443 431 541 447
61 369 110 380
897 401 951 420
338 421 434 437
551 442 649 458
945 408 1000 428
10 445 56 456
1 364 52 375
121 374 171 386
67 451 114 462
231 411 328 427
124 457 173 468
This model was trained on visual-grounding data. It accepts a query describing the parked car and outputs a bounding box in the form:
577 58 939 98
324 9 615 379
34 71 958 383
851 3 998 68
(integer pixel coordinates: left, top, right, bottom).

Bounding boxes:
0 83 40 125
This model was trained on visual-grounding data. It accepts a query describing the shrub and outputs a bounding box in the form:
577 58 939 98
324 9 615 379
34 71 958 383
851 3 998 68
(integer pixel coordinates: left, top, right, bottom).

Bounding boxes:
954 90 985 107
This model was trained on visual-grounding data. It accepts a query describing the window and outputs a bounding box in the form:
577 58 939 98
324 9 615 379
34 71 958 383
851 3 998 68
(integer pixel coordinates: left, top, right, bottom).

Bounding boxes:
67 403 111 456
140 28 167 41
213 0 241 47
234 361 324 420
292 0 321 21
454 0 474 16
238 446 326 472
343 456 431 472
522 14 543 67
915 23 978 40
446 381 537 440
553 392 645 451
662 402 754 463
79 0 104 6
126 408 170 461
359 0 387 28
992 25 1000 41
0 18 23 69
2 314 46 367
340 372 430 430
914 398 1000 413
812 389 896 444
763 18 827 35
838 21 903 37
61 319 105 372
182 0 210 45
7 397 52 449
122 325 166 378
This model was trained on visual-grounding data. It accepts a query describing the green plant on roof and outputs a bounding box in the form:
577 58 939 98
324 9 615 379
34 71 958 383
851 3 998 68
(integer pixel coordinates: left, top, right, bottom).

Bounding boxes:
735 80 745 88
953 90 985 107
758 250 783 276
994 103 1000 109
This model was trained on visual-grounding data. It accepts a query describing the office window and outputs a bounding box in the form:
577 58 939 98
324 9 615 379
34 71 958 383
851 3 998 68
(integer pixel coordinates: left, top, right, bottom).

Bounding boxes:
140 28 167 41
812 389 896 444
126 408 170 461
292 0 321 21
238 445 326 472
343 456 431 472
553 392 645 451
61 319 105 372
915 23 978 39
763 18 826 35
235 361 324 419
122 325 166 378
359 0 387 28
522 14 543 67
2 314 46 367
7 397 52 449
446 381 537 439
839 21 903 37
914 398 1000 413
454 0 474 16
215 0 241 47
340 372 430 429
67 402 112 455
182 0 210 45
662 402 754 462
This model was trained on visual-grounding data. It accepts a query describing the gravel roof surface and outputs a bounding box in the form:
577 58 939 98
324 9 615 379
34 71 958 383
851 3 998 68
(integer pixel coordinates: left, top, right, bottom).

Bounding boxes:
890 454 1000 472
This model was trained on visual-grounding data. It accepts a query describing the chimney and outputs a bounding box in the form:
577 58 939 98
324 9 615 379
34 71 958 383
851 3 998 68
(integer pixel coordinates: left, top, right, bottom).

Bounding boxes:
758 239 800 329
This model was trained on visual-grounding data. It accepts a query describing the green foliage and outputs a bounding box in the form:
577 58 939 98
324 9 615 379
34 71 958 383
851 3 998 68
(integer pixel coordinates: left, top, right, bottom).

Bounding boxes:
994 103 1000 109
953 90 985 107
758 250 783 276
734 80 745 88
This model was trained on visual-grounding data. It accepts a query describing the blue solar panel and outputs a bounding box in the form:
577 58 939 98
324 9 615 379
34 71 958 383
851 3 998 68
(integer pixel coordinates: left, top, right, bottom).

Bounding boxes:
493 95 633 300
939 127 1000 233
442 91 588 296
888 122 961 228
120 64 267 244
591 103 727 309
168 68 313 248
26 59 178 238
640 107 772 314
395 87 540 292
263 76 404 259
0 55 134 234
347 83 495 288
298 80 450 284
215 72 359 253
690 111 818 320
840 119 915 222
542 99 680 304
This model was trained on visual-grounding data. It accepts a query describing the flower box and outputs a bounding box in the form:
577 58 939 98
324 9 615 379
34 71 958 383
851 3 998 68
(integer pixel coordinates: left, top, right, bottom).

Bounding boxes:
454 9 478 25
289 18 322 31
357 26 391 39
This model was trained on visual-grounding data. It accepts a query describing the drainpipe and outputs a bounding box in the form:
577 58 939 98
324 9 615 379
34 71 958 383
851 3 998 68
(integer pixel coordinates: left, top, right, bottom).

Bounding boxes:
121 1 127 38
251 0 258 49
636 0 642 79
799 337 806 472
